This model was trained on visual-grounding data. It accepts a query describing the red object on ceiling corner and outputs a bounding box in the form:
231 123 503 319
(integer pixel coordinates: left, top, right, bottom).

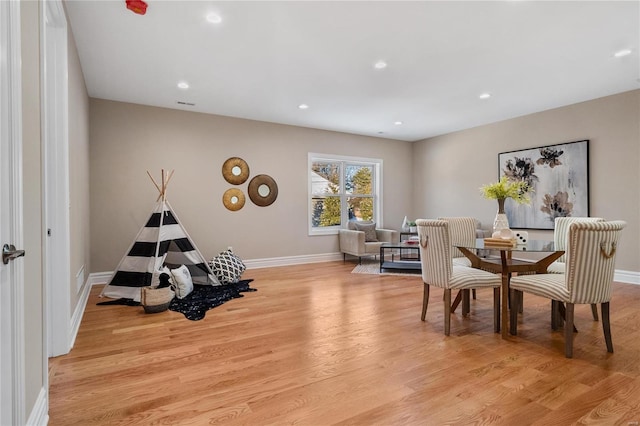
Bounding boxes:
126 0 148 15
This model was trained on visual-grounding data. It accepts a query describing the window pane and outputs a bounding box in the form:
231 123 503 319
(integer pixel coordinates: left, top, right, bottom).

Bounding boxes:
308 154 380 235
345 165 373 195
311 196 341 228
348 197 374 222
311 161 340 194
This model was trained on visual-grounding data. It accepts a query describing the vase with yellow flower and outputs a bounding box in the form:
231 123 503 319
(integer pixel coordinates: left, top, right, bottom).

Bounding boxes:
480 176 532 234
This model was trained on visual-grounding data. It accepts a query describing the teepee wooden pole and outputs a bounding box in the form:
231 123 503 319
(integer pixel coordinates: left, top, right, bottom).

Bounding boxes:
147 170 162 195
148 169 175 202
161 169 166 201
163 170 174 202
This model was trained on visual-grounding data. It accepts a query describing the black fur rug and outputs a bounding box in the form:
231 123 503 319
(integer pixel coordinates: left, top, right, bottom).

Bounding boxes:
168 279 256 321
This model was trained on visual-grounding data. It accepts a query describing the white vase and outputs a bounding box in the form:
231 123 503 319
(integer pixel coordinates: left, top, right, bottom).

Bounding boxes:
493 199 509 233
401 216 409 232
493 213 510 234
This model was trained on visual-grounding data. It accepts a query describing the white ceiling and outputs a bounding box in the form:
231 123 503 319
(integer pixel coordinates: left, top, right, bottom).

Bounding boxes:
65 1 639 142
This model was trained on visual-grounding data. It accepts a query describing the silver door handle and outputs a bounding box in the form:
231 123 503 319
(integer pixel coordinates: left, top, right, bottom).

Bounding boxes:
2 244 25 265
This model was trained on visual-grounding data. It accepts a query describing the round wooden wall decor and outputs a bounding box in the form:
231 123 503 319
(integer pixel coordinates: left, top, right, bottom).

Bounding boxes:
248 174 278 207
222 157 250 185
222 188 245 211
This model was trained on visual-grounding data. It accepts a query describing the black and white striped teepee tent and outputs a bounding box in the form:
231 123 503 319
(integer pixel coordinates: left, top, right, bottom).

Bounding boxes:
101 170 219 302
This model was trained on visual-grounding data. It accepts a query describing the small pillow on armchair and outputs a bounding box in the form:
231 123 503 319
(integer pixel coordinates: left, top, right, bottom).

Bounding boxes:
354 222 379 242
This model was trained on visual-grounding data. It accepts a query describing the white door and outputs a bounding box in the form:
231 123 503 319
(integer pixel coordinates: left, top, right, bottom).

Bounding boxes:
42 0 71 358
0 1 25 425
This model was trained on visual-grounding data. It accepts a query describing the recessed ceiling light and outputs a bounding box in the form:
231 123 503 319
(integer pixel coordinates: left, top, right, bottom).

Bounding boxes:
394 121 403 125
614 49 632 58
479 93 491 100
374 61 387 69
298 104 309 110
206 13 222 24
177 81 189 89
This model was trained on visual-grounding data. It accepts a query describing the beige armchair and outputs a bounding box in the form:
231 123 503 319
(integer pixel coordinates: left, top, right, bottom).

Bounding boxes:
339 221 398 263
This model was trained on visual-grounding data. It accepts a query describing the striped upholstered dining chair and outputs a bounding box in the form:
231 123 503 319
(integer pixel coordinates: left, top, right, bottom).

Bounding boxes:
548 217 604 273
437 217 477 267
509 220 626 358
548 216 604 321
438 216 482 307
416 219 502 336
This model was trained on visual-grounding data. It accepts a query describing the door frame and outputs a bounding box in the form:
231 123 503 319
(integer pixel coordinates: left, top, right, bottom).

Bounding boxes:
42 0 71 358
0 1 26 424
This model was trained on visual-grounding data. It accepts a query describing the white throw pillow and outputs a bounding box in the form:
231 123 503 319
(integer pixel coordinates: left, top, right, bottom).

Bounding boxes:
170 265 193 299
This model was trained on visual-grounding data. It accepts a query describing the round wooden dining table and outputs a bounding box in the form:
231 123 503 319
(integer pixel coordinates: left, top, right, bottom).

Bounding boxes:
454 238 565 339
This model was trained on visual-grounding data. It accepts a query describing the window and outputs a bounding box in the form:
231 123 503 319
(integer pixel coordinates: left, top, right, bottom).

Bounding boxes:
308 153 382 235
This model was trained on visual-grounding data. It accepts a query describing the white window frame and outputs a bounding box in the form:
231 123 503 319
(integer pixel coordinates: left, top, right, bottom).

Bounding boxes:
308 152 383 236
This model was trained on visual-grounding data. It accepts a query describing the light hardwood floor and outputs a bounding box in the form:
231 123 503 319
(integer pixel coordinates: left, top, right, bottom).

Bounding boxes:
49 261 640 425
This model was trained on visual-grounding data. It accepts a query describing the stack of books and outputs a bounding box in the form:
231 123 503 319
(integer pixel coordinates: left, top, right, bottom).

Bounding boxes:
483 237 516 247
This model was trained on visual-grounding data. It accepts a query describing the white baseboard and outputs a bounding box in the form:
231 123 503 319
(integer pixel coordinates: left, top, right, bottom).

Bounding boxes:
244 252 343 269
88 253 640 286
88 271 113 286
614 269 640 285
26 386 48 426
69 274 94 349
89 253 344 285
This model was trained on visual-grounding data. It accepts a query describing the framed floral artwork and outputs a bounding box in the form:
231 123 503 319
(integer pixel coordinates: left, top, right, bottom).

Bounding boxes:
498 140 589 230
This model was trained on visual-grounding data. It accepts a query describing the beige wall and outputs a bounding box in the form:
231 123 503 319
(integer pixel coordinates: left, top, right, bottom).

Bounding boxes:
21 0 44 415
89 100 414 272
68 22 91 308
413 90 640 272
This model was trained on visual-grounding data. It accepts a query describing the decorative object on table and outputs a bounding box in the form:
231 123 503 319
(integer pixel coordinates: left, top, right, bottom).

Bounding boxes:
483 237 517 247
408 221 417 233
222 188 245 211
498 140 589 229
401 216 409 232
100 169 219 303
491 228 514 240
168 279 256 321
222 157 250 185
480 176 532 233
248 174 278 207
513 230 528 245
405 237 419 245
